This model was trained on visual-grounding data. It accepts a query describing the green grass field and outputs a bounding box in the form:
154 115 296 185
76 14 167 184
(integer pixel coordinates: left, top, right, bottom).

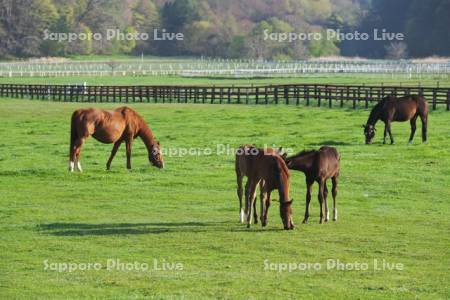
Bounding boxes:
0 98 449 299
0 73 449 87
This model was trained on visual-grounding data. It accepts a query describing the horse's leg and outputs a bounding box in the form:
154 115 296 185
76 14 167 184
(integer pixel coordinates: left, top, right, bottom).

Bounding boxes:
318 179 325 224
408 116 418 144
420 113 428 143
259 185 267 226
253 193 258 225
244 180 250 218
303 179 313 224
236 174 245 223
263 192 271 227
324 182 329 222
125 138 133 170
387 121 395 144
246 180 258 228
332 176 338 222
73 137 86 172
106 140 122 170
383 122 388 144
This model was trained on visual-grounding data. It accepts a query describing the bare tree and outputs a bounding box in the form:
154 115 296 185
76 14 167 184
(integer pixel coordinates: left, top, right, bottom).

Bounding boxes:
385 42 408 59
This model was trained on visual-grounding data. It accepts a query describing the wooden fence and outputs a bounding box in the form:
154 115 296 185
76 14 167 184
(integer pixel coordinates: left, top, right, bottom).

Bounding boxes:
1 83 449 110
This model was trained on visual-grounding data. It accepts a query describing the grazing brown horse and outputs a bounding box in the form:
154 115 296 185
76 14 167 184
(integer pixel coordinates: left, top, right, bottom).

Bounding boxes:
69 107 164 172
235 145 286 224
363 95 428 145
235 145 293 230
285 146 340 224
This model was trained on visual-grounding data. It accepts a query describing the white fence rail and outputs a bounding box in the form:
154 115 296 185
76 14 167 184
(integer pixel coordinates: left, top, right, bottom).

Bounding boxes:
0 59 449 78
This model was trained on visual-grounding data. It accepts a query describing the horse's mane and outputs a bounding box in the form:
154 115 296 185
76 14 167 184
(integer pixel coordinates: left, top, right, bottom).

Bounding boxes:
286 149 316 160
367 97 392 125
273 155 289 201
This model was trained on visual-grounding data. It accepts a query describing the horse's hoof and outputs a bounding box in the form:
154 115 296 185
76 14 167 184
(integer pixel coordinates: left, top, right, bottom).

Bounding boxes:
246 224 251 229
302 220 308 224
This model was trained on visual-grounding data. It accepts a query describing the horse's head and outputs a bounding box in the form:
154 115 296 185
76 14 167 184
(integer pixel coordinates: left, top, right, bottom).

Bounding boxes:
277 147 288 160
363 124 376 144
280 199 294 230
150 141 164 169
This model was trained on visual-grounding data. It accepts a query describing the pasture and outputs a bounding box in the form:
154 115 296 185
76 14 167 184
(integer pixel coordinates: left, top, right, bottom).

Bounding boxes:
0 98 449 299
1 73 449 87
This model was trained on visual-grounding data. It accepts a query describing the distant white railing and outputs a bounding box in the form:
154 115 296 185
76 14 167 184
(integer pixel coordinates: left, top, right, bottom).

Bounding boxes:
0 59 449 78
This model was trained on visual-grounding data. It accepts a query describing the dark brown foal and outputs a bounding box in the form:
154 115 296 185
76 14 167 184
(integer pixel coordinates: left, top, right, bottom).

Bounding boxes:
285 146 340 224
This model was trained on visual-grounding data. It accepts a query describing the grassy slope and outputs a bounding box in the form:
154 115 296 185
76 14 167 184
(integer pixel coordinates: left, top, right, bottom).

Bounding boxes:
0 99 449 299
0 74 448 87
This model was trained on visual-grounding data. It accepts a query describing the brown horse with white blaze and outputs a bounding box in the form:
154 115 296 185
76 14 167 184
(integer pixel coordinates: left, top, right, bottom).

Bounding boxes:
236 145 294 230
363 95 428 145
69 107 164 172
285 146 340 224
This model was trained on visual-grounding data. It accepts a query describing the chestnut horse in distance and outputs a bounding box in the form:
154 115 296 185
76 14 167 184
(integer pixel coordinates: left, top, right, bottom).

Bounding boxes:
235 145 294 230
363 95 428 145
69 107 164 172
285 146 340 224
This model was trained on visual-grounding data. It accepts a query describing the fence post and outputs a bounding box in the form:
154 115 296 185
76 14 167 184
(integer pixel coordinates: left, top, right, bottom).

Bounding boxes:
328 88 332 108
305 86 310 106
237 87 241 104
318 86 322 107
447 90 450 111
265 86 268 105
274 86 278 104
365 90 369 109
255 87 259 104
284 86 289 105
432 89 437 110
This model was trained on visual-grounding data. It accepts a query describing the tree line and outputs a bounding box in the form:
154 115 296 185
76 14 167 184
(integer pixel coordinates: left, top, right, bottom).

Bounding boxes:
0 0 448 60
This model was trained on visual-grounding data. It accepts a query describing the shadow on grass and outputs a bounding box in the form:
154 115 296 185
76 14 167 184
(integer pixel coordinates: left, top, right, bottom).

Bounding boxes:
37 222 214 236
37 221 286 236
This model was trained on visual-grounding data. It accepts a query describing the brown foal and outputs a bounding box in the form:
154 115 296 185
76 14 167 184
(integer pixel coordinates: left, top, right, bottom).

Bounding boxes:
285 146 340 224
69 106 164 172
235 145 294 230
